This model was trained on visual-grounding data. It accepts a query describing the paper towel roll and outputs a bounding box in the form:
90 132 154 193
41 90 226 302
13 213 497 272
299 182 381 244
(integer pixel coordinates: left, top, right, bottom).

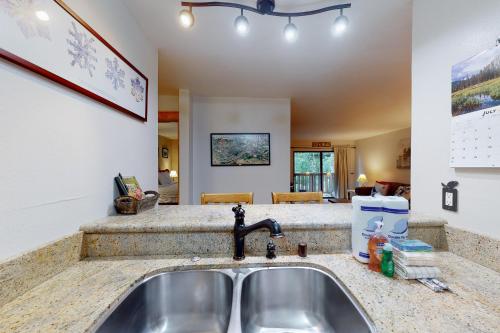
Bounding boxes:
352 196 383 263
381 196 409 242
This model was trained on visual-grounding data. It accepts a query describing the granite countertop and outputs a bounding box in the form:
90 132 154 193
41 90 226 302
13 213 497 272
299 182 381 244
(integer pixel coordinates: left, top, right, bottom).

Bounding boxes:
0 252 498 333
80 204 446 233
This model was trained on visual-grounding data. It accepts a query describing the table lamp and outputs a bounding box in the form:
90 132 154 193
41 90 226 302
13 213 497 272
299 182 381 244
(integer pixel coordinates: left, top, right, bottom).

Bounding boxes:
357 174 367 187
170 170 178 182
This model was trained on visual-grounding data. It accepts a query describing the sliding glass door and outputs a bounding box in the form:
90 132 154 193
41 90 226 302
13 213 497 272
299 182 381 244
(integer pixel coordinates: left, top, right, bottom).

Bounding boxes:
293 151 335 198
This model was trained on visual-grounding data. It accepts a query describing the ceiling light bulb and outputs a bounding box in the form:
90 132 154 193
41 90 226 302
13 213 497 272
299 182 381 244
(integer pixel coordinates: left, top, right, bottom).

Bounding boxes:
283 22 298 43
234 14 249 36
35 10 50 21
333 11 349 36
179 8 194 28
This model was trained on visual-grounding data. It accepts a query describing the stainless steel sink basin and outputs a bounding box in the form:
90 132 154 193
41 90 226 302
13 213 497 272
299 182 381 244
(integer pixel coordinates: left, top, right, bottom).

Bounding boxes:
95 271 233 333
240 267 373 333
94 266 374 333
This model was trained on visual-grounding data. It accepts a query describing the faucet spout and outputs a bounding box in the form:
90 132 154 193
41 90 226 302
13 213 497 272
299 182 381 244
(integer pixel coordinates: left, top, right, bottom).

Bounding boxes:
232 205 284 260
240 218 283 238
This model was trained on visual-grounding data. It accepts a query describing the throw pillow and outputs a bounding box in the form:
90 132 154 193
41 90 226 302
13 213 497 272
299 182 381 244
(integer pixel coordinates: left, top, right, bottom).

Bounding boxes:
395 185 411 201
158 172 172 186
376 181 403 195
374 182 390 196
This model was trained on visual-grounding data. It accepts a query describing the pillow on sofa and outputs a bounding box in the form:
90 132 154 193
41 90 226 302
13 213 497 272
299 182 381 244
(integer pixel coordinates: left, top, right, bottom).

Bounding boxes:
376 181 405 196
395 185 411 201
373 182 390 196
158 171 172 186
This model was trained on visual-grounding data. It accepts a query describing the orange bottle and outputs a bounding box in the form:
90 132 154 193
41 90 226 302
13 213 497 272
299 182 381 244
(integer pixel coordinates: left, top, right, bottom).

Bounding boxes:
368 221 388 272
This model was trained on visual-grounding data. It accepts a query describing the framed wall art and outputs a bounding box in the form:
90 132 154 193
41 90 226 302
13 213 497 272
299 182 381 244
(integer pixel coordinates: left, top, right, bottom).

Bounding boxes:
396 138 411 169
161 147 169 159
211 133 271 166
0 0 148 121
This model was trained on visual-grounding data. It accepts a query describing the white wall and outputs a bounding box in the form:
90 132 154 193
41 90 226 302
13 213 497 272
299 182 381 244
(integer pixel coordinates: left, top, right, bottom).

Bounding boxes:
192 97 290 204
159 95 179 111
0 0 158 260
356 128 411 185
179 89 193 204
412 0 500 238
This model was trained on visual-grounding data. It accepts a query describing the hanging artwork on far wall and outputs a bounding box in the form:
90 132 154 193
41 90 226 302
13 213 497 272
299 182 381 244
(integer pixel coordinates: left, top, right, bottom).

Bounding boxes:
450 44 500 167
211 133 270 166
0 0 148 121
161 148 169 158
397 138 411 169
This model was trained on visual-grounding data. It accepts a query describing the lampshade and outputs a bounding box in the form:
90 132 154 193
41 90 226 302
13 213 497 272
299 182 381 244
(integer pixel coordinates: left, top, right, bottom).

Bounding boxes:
357 174 367 184
170 170 178 178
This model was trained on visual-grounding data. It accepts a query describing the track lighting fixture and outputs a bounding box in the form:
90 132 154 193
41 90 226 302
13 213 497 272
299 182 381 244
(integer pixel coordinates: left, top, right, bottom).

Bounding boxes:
178 1 351 41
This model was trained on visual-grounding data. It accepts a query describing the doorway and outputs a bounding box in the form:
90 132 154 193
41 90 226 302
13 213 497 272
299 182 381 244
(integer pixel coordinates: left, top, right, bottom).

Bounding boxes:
158 112 179 205
293 151 335 198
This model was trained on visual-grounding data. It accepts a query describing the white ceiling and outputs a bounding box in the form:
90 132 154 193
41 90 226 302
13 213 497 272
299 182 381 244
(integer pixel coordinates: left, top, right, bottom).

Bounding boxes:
125 0 412 141
159 122 178 139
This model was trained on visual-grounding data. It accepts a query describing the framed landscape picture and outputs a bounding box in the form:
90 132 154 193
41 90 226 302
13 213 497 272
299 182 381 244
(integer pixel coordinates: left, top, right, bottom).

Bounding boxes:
396 138 411 169
0 0 148 121
211 133 271 166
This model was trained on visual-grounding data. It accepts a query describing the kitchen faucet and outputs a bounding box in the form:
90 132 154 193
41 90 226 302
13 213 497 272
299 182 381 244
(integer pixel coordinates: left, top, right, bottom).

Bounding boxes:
232 204 284 260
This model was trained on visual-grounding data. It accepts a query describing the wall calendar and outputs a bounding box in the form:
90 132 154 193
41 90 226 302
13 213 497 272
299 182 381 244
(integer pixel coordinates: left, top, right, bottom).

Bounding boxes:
450 45 500 167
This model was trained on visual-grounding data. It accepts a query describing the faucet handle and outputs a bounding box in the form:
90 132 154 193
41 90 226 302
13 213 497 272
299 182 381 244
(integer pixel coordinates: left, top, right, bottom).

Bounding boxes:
232 204 245 219
266 239 277 259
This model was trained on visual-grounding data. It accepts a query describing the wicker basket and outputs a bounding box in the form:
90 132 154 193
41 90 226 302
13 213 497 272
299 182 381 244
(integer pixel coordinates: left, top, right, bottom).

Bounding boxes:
114 191 159 215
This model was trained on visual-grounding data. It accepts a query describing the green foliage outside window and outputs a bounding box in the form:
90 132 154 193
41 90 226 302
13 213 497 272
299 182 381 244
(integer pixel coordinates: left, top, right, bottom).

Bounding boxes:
294 152 334 174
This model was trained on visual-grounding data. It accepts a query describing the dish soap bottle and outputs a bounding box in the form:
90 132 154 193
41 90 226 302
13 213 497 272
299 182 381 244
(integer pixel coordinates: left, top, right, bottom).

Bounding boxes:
368 221 387 272
381 243 395 278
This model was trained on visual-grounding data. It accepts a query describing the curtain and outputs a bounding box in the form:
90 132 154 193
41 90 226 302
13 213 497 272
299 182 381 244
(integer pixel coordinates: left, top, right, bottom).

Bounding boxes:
334 146 349 199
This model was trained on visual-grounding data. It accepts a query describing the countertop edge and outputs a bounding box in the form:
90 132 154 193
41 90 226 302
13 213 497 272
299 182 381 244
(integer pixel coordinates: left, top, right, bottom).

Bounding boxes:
79 220 446 234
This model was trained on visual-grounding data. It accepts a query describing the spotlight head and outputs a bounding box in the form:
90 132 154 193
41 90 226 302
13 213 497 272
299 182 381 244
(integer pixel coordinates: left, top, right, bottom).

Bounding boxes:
333 12 349 36
283 22 298 43
179 8 194 28
234 14 249 36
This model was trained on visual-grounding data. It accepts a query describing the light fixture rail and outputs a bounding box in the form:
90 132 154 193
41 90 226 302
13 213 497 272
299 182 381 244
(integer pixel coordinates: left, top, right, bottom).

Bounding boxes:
178 0 351 41
180 1 351 17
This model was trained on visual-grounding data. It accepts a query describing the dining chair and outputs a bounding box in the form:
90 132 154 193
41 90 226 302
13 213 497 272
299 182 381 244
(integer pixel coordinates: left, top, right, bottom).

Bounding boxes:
200 192 254 205
271 192 323 204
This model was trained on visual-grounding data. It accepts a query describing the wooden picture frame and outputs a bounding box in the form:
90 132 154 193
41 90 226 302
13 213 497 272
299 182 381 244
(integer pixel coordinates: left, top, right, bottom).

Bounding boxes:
211 133 271 166
0 0 148 121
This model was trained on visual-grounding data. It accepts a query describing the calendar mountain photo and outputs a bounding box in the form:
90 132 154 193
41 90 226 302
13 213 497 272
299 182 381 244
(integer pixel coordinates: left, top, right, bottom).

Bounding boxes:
452 46 500 116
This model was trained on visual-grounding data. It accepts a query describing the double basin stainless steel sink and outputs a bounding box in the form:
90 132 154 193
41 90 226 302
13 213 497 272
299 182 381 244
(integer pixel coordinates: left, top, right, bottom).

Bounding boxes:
95 267 375 333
